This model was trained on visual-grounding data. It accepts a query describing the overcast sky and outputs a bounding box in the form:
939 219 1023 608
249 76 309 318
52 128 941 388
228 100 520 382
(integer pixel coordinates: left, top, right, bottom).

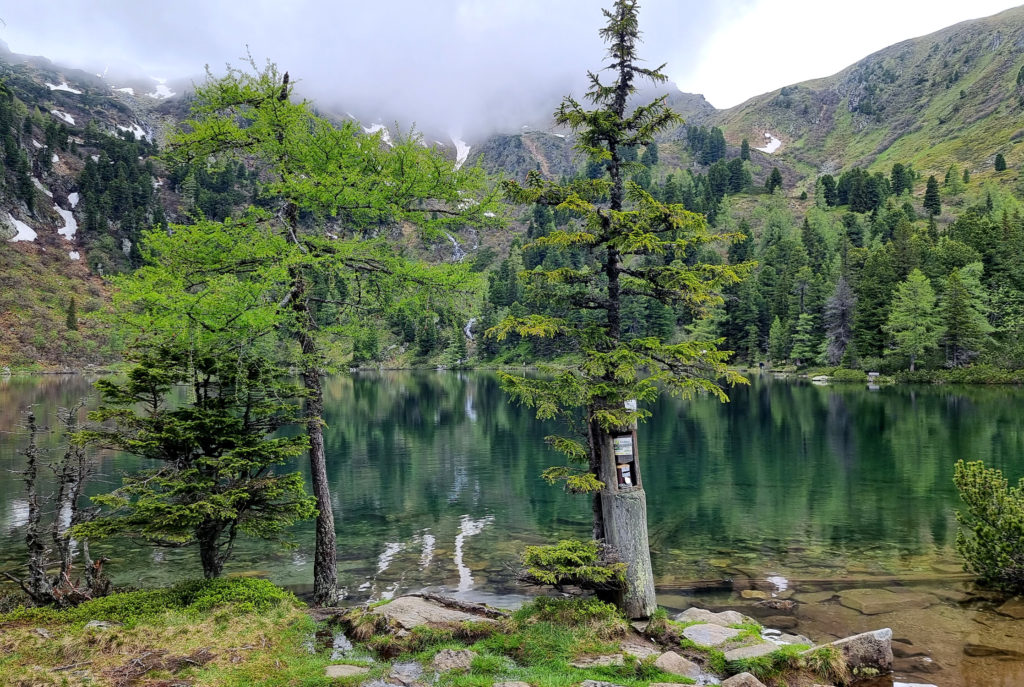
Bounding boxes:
2 1 1021 136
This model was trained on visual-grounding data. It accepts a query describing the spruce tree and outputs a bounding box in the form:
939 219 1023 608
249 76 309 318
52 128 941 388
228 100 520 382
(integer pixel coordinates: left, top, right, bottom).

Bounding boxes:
65 297 78 331
941 265 992 367
766 167 783 194
493 0 749 617
740 138 750 161
923 175 942 216
995 153 1007 172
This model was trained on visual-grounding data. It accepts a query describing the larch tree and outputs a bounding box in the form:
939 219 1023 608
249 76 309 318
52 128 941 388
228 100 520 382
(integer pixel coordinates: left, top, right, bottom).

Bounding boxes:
884 268 942 371
76 216 318 579
164 61 499 604
492 0 749 618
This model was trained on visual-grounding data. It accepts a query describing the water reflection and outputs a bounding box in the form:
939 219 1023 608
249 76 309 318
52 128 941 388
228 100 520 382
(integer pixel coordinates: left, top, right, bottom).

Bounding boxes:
3 373 1024 685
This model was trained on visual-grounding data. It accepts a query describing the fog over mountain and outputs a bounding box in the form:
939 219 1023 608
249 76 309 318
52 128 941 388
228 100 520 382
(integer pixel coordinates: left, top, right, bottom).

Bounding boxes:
2 0 1021 138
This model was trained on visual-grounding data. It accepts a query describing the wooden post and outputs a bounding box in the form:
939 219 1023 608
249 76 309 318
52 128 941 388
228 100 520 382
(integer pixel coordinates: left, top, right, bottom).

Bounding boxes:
595 420 656 618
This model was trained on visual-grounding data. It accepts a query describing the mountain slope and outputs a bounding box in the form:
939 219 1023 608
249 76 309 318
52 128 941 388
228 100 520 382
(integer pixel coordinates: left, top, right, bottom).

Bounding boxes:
713 6 1024 177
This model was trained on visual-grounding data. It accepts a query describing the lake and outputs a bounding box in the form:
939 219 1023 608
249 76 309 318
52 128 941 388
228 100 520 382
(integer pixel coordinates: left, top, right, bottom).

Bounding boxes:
2 371 1023 686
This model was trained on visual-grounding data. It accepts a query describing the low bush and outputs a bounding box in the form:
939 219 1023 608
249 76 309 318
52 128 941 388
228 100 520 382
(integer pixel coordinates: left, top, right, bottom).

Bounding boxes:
831 368 868 383
954 460 1024 592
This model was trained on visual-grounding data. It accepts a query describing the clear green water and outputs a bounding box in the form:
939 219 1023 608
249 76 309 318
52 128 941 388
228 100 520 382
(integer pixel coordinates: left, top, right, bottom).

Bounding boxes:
4 372 1024 590
3 372 1024 684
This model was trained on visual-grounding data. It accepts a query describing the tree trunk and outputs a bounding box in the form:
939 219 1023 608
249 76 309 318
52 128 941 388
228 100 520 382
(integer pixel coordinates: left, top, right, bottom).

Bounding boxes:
198 525 225 579
909 354 916 372
297 323 338 606
592 419 656 619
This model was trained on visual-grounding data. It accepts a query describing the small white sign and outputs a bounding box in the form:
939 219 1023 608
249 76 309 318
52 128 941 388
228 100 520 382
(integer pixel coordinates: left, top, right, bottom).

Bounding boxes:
613 435 633 456
624 399 637 411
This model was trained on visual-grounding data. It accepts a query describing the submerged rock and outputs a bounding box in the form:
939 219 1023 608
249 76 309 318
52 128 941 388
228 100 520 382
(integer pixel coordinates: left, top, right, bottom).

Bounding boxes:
995 597 1024 620
837 589 937 615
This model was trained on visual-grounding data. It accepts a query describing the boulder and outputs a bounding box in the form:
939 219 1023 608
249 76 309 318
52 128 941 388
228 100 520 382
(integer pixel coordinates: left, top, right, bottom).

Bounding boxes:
389 661 423 685
325 664 371 679
430 649 476 672
493 683 531 687
676 607 751 627
722 673 766 687
723 643 778 662
804 628 893 673
682 623 741 647
652 651 701 679
373 596 496 630
836 589 936 615
580 681 626 687
740 590 768 600
84 620 120 630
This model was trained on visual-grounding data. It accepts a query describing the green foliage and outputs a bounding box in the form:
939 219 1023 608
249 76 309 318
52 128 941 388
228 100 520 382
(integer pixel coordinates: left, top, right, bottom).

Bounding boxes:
521 539 626 590
65 296 78 331
954 460 1024 592
923 175 942 216
831 368 868 382
995 153 1007 172
75 346 316 578
0 578 295 627
884 268 943 370
487 3 752 615
766 167 783 194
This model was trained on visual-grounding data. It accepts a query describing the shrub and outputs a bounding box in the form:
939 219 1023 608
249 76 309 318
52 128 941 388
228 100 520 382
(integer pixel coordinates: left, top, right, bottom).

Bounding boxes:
954 460 1024 592
520 539 626 591
831 368 868 383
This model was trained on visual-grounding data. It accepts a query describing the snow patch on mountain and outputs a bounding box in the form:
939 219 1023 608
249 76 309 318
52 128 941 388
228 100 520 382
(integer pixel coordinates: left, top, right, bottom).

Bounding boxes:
451 135 471 170
55 205 77 240
756 132 782 154
6 213 36 242
46 82 82 94
363 123 393 146
147 78 175 99
33 178 53 198
116 122 150 142
114 87 135 95
52 110 75 125
68 192 80 209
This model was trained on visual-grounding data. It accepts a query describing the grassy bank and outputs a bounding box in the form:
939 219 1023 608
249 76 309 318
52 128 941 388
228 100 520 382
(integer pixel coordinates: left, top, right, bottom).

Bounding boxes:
0 580 851 687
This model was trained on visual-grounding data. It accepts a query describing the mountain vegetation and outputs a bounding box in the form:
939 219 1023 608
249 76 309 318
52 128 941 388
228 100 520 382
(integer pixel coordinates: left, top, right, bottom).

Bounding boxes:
3 7 1024 381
